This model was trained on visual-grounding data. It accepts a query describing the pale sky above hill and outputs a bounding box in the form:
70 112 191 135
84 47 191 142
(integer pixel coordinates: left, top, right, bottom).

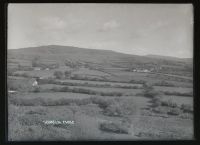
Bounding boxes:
8 4 193 58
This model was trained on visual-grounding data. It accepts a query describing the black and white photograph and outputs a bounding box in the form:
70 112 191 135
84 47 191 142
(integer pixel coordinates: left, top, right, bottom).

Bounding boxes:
7 3 194 141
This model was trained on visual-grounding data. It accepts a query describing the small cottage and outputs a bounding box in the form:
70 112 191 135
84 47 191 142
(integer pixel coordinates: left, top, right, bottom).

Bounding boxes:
32 80 38 87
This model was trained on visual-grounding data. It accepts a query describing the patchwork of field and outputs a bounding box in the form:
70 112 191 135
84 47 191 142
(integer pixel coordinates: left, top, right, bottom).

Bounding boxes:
7 48 193 141
8 76 193 141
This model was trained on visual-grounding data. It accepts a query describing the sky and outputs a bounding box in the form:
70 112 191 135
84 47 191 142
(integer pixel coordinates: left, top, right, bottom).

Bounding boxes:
8 4 193 58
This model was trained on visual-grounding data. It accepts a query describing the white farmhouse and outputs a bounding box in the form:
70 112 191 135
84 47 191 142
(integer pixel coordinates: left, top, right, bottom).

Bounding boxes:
32 80 38 87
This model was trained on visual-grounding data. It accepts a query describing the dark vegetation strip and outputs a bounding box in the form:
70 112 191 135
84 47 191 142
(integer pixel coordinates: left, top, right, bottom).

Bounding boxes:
9 95 113 109
162 91 193 97
50 86 124 97
39 79 142 89
70 75 146 84
9 95 137 118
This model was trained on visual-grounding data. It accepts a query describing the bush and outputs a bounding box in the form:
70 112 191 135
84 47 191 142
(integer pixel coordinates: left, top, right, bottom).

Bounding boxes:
143 83 159 98
64 70 72 78
181 104 193 113
99 121 129 134
150 96 162 107
104 103 122 117
32 86 41 93
53 71 64 79
161 99 178 108
152 106 169 114
167 108 182 116
103 98 136 117
90 97 111 109
179 113 193 119
31 56 40 67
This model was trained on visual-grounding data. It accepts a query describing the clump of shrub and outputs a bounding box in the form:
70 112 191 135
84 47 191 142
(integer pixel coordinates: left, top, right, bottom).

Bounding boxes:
99 121 129 134
64 70 72 78
32 86 41 93
160 99 178 108
167 108 182 116
179 113 193 119
103 98 136 117
181 104 193 113
90 97 112 110
152 106 169 114
91 97 136 117
142 83 159 98
53 71 64 79
150 96 162 107
104 103 122 117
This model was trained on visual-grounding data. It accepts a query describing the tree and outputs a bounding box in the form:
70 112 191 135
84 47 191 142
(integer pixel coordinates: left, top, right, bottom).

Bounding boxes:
54 71 64 79
64 70 72 78
143 83 159 98
32 56 40 67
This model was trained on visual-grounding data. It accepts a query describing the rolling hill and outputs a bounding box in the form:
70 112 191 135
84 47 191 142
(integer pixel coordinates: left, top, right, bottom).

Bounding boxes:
8 45 192 68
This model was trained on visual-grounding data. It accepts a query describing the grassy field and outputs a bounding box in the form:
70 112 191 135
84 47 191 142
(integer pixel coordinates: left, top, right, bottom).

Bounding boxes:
8 92 193 140
8 76 193 140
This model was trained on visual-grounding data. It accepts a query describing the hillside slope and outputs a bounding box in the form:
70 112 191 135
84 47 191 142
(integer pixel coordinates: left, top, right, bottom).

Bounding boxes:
8 45 192 67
